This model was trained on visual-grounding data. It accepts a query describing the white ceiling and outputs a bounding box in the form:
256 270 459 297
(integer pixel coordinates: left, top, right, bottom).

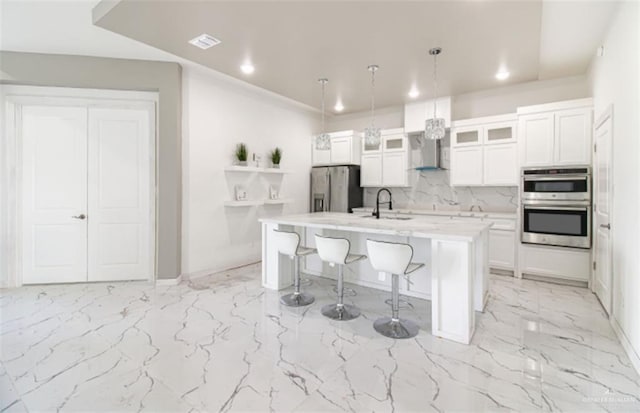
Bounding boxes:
95 0 544 114
1 1 620 115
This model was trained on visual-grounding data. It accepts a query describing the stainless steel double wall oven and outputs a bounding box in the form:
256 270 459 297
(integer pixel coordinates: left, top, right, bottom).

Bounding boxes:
521 166 591 249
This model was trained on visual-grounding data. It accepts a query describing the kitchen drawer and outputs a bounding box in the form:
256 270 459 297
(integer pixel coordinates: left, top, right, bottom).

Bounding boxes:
519 244 590 282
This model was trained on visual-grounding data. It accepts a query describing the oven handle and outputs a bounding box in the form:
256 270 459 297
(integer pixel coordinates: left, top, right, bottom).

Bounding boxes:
523 205 589 212
523 175 589 181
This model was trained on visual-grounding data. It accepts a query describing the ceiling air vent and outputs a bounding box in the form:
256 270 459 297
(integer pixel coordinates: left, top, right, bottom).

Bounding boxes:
188 34 221 50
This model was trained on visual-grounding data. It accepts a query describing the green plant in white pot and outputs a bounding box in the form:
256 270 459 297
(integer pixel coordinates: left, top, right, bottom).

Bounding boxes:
270 147 282 168
235 143 248 166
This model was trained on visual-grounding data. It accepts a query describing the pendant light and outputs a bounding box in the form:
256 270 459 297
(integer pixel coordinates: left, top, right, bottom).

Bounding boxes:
315 78 331 150
425 47 446 140
364 64 381 147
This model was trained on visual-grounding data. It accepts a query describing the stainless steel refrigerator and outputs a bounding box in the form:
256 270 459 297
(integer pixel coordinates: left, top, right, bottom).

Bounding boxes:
311 166 363 213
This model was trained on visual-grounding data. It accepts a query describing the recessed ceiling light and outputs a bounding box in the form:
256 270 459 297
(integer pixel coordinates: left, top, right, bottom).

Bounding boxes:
334 101 344 112
495 70 510 80
241 63 255 75
408 88 420 99
188 34 221 50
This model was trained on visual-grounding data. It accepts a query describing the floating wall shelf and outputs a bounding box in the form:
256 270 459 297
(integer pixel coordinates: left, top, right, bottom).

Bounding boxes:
224 165 292 210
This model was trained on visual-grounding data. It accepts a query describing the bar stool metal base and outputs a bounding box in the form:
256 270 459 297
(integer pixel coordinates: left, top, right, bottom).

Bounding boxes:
321 303 360 321
280 292 315 307
373 317 419 339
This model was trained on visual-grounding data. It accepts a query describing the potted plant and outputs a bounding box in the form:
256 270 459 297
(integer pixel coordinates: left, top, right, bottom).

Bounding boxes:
270 147 282 168
235 143 248 166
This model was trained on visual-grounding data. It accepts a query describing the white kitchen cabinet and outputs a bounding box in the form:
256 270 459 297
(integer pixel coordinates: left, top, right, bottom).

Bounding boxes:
452 114 517 148
311 130 361 166
486 216 517 273
404 97 452 133
519 243 590 283
555 108 593 165
483 143 518 186
443 214 518 273
518 113 555 166
518 99 593 167
382 152 407 187
330 136 352 164
450 114 518 187
361 154 382 186
450 146 483 186
360 129 409 187
311 144 331 165
489 230 516 270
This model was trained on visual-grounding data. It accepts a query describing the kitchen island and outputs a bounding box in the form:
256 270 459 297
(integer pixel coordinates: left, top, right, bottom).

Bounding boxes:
259 212 491 344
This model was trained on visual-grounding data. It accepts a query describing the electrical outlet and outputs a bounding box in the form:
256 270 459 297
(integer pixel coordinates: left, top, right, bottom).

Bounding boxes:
378 271 385 281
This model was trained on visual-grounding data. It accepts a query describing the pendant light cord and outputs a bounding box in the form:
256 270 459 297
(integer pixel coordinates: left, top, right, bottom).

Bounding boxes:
370 68 376 129
321 81 326 134
318 78 328 135
433 51 438 119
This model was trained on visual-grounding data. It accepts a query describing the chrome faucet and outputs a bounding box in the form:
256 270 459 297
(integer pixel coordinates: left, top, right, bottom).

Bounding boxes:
373 188 393 219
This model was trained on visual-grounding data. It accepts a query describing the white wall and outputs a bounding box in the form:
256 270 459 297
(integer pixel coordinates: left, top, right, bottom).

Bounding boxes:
182 66 319 276
0 86 7 287
327 105 404 132
452 75 589 119
589 1 640 367
327 75 590 131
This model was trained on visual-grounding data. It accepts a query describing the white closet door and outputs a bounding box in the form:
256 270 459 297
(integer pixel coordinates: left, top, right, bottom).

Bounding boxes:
22 106 88 284
87 107 153 282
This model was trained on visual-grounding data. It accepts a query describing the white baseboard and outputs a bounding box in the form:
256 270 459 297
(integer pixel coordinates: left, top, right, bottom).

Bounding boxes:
610 315 640 375
155 274 183 286
182 261 262 282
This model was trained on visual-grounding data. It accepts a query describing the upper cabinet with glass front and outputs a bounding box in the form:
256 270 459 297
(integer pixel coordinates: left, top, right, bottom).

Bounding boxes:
451 114 517 147
361 128 410 187
450 114 518 186
311 130 362 166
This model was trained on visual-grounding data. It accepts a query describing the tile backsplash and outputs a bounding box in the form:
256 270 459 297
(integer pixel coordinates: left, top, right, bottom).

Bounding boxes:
363 170 518 213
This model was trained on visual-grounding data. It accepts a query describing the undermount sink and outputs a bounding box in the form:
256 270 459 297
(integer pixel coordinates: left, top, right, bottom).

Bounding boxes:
359 215 413 221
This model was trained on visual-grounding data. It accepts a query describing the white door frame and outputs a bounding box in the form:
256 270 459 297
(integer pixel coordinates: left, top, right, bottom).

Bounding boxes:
591 105 614 312
2 85 158 287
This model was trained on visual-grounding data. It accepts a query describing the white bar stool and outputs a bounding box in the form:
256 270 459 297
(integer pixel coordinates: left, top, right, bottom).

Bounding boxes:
273 229 317 307
315 234 366 321
366 239 424 339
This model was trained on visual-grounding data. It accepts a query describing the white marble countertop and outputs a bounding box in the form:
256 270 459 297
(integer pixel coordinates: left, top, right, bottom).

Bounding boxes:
352 207 517 220
259 212 492 242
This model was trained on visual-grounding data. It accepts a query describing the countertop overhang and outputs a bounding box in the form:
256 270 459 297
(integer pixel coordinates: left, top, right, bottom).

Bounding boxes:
259 212 492 242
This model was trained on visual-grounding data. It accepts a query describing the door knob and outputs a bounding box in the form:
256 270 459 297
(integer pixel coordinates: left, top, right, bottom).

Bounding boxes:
600 223 610 229
72 214 86 220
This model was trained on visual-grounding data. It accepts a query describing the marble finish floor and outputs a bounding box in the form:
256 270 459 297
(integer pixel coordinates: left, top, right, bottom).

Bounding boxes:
1 267 639 412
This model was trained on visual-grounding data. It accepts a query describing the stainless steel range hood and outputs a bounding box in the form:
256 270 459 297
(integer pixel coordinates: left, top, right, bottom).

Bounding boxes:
408 132 445 171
